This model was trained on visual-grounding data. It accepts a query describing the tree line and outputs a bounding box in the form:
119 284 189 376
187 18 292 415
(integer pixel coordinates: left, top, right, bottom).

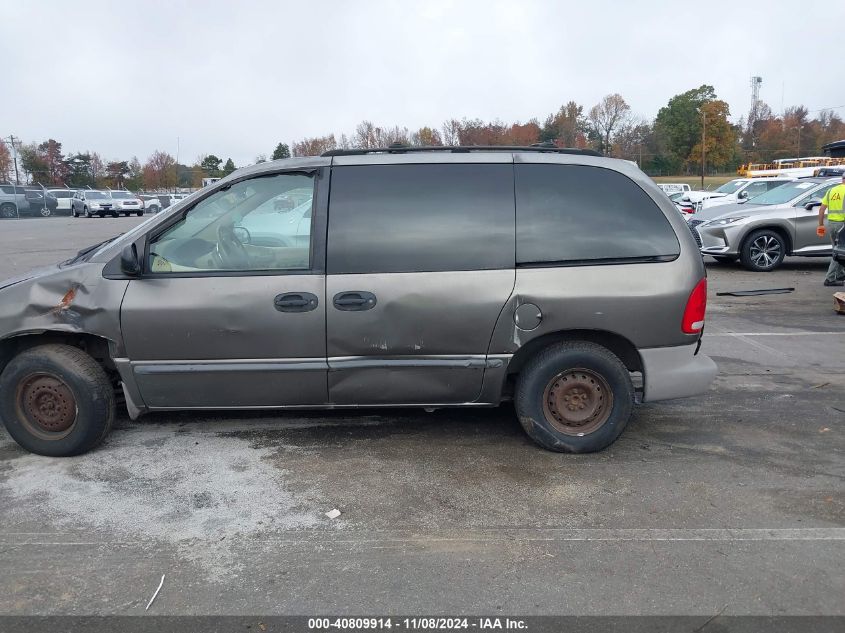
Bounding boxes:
2 85 843 188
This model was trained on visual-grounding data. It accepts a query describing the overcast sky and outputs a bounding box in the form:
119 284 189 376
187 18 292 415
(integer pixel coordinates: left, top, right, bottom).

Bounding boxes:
3 0 843 166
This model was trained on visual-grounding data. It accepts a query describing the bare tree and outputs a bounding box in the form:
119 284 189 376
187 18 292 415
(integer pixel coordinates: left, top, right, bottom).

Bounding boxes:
441 119 461 146
588 94 631 156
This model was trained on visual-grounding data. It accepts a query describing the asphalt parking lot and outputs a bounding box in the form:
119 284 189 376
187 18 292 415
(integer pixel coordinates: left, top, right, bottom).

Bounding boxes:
0 217 843 616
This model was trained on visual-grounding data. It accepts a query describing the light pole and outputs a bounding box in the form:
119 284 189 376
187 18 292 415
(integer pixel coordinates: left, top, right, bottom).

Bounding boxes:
700 110 706 190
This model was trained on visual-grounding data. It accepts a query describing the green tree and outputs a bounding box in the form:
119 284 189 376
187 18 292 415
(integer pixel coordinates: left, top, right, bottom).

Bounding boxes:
222 158 236 174
64 153 92 187
126 157 143 190
20 143 48 184
272 143 291 160
105 161 130 188
654 85 717 167
200 154 222 176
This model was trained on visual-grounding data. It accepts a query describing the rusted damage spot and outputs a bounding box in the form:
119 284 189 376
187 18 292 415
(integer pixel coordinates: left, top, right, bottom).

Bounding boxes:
46 285 80 317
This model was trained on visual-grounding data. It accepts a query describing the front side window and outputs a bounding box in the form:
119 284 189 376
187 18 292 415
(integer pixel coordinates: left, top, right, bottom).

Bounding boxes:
742 181 769 198
797 183 835 207
515 164 679 265
148 173 313 273
327 164 514 274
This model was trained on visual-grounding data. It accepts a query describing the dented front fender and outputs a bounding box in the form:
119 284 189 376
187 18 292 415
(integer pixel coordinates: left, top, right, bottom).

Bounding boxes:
0 262 129 354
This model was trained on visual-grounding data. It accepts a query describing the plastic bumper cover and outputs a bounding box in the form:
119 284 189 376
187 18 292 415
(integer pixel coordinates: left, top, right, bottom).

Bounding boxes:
640 343 717 402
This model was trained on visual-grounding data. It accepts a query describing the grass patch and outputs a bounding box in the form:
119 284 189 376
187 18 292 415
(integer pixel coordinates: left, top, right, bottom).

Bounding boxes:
651 175 736 190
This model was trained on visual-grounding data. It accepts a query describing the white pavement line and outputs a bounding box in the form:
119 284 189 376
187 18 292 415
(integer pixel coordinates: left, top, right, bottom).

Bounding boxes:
145 574 165 611
708 332 845 337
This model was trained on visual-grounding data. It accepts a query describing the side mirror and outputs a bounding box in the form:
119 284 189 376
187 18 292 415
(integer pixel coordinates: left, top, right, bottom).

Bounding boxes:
738 191 748 199
804 201 821 211
120 243 141 276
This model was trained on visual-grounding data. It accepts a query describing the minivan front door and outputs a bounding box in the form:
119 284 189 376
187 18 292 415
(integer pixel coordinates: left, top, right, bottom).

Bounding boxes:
120 170 329 409
325 161 516 405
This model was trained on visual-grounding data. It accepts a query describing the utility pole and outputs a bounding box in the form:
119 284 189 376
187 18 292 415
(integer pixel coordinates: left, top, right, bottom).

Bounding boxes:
8 135 20 185
700 111 706 190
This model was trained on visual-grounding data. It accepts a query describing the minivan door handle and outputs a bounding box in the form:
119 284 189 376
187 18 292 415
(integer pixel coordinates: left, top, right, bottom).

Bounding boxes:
274 292 319 313
333 291 377 311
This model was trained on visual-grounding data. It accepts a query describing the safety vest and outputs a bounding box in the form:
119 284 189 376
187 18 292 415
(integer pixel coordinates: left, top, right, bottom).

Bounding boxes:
822 184 845 222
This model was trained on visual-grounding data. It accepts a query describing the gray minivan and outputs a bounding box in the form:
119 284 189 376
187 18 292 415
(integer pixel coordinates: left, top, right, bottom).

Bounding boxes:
0 146 716 456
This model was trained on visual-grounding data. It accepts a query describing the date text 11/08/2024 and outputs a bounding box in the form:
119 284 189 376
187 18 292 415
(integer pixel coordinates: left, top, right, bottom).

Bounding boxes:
308 618 528 630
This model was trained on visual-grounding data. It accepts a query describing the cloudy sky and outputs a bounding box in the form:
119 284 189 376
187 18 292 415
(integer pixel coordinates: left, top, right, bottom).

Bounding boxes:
3 0 843 166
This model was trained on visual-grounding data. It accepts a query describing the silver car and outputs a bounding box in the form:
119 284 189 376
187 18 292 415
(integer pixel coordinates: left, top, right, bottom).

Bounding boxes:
70 190 118 218
109 190 145 216
691 177 840 271
0 147 716 456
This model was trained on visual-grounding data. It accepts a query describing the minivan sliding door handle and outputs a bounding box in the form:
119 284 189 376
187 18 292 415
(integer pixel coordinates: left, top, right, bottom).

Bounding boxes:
333 291 377 311
274 292 319 312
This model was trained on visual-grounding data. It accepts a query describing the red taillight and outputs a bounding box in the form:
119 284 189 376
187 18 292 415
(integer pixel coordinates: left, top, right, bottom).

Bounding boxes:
682 278 707 334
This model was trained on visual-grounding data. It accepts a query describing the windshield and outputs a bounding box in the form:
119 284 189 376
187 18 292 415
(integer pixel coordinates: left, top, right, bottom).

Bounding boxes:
714 180 747 194
747 181 822 205
110 191 134 199
87 191 108 199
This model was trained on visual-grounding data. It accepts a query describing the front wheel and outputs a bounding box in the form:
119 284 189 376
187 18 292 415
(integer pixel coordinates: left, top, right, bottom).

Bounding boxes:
0 344 115 456
515 341 634 453
0 203 16 218
740 229 786 272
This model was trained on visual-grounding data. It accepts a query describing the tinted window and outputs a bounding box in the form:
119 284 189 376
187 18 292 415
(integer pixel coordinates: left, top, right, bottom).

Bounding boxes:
515 164 679 264
327 164 514 274
0 185 13 194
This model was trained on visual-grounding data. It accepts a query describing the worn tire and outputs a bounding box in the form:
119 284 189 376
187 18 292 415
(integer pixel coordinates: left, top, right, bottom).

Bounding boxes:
515 341 634 453
740 229 786 272
0 344 115 456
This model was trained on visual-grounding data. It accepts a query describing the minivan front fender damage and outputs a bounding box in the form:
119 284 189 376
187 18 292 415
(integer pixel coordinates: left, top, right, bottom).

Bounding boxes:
0 263 136 407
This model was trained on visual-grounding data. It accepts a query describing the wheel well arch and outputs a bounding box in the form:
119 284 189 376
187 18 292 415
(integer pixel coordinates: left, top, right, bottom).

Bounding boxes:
505 329 643 378
742 225 793 254
0 331 117 378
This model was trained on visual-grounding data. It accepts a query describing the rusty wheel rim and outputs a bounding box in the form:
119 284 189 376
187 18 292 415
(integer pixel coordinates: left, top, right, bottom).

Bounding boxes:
542 368 613 436
15 373 78 440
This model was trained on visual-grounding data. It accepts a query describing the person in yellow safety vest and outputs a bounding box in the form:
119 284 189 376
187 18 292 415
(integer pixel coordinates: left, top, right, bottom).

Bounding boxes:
817 173 845 286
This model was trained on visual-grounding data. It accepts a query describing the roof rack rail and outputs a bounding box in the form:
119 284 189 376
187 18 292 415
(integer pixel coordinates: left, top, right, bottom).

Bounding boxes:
321 144 602 157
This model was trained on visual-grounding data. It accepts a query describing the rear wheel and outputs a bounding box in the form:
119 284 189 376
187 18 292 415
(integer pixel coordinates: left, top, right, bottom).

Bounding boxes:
40 207 51 217
740 229 786 272
136 210 143 216
0 203 16 218
515 341 634 453
0 344 115 456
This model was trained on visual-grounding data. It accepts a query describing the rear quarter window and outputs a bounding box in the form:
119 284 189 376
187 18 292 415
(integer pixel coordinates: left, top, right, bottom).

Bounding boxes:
515 164 680 265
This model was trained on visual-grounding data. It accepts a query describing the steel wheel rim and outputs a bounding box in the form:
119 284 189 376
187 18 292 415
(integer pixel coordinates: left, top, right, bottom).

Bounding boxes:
15 372 78 440
750 235 781 269
542 368 613 436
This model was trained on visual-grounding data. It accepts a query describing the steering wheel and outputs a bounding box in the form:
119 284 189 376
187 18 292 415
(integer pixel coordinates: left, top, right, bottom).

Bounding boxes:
215 224 251 269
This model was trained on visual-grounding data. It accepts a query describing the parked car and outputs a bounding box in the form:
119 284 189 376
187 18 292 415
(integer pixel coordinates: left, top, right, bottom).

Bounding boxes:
46 189 78 216
0 185 58 217
656 183 691 195
70 190 118 218
691 177 840 271
109 190 145 216
139 195 163 214
0 146 716 457
698 177 794 212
